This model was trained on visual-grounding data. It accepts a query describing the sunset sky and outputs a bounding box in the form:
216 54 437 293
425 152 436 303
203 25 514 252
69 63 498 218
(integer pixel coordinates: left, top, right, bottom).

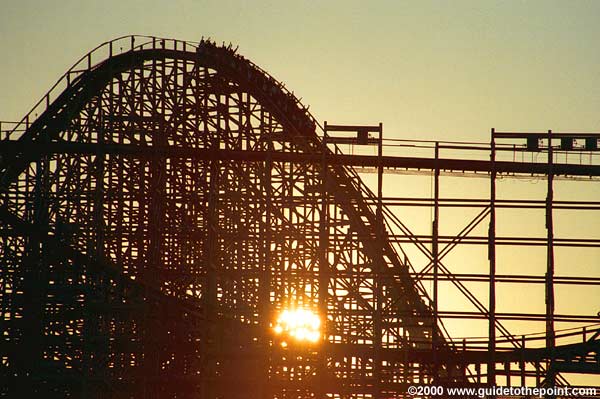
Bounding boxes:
2 0 600 139
1 0 599 385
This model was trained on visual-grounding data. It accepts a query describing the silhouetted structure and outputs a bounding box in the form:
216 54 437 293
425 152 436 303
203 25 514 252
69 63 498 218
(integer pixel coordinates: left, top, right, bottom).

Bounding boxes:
1 36 599 398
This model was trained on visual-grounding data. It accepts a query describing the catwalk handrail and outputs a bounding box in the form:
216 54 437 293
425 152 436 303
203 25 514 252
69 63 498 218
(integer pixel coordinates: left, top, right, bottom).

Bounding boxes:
1 36 204 141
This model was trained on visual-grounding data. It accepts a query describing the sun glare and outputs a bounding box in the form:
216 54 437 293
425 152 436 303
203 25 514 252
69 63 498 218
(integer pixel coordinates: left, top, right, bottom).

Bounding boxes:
273 308 321 344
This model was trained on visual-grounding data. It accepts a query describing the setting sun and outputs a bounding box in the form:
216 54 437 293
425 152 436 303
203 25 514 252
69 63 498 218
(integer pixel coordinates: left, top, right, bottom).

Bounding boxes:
273 308 321 344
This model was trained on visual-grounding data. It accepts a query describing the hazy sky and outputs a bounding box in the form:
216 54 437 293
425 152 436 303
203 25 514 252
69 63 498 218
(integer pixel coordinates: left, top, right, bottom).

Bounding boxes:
1 0 599 380
1 0 600 140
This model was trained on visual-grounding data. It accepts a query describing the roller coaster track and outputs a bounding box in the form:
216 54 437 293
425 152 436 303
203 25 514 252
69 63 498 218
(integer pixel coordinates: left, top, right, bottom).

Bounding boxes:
1 36 599 398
